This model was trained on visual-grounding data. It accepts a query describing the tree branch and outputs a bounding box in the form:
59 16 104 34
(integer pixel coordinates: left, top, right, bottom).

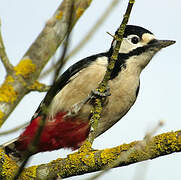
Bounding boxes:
0 19 14 74
85 0 135 146
12 1 77 179
39 0 119 79
85 121 164 180
0 130 181 179
28 81 50 92
0 0 92 127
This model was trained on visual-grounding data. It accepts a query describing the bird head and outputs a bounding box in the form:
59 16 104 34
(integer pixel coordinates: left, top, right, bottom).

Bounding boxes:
110 25 175 71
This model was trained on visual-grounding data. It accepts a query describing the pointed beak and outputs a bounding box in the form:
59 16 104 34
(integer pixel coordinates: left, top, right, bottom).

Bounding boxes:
149 39 176 49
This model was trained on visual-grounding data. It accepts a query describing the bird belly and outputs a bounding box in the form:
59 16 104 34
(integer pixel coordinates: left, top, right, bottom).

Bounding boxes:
96 71 140 137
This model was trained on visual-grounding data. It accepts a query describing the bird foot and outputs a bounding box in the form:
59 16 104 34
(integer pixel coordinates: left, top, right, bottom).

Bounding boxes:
91 86 111 98
78 140 96 153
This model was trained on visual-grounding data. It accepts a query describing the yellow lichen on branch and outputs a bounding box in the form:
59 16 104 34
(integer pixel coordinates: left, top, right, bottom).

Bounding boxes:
0 149 38 180
76 7 84 18
0 149 18 179
0 110 4 126
14 58 36 79
85 0 135 146
28 81 50 92
0 110 4 120
101 146 122 165
153 130 181 153
20 166 38 180
0 0 93 129
56 11 63 19
0 75 17 103
0 131 181 179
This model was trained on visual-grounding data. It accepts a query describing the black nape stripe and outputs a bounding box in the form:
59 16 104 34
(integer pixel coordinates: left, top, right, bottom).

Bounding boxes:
108 25 155 80
109 53 127 80
109 41 155 80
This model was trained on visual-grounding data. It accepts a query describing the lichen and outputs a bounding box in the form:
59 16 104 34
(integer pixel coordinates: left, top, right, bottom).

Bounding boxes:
0 110 4 126
0 75 18 103
14 58 36 78
21 165 38 180
76 7 84 18
67 153 82 167
81 153 95 167
154 131 181 154
0 149 18 179
0 110 4 120
101 146 121 165
56 11 63 20
0 149 38 180
59 150 96 175
88 0 92 5
6 76 14 83
29 81 41 90
78 141 92 153
29 81 49 92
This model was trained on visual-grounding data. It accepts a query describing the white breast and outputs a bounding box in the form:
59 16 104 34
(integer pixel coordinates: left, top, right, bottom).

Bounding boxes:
96 65 140 136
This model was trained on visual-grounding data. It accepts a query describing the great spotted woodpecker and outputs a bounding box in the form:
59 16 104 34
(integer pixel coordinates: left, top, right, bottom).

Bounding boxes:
1 25 175 162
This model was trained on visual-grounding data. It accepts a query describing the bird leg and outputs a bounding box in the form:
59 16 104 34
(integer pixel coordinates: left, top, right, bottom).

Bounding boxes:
91 85 111 97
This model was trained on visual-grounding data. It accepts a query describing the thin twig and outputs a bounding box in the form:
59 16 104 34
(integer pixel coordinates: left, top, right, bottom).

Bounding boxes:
28 81 50 92
0 122 28 136
39 0 119 79
0 19 14 74
86 0 135 146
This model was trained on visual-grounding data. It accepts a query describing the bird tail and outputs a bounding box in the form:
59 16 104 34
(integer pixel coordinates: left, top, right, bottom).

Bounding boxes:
0 138 24 165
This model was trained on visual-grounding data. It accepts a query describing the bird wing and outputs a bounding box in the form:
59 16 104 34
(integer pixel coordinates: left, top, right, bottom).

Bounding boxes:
31 52 109 120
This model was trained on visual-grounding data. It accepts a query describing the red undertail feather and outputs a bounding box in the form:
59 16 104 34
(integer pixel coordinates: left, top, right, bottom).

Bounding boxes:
16 112 90 153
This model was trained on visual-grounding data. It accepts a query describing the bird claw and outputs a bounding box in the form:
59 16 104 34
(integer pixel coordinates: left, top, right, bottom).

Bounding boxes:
91 86 111 98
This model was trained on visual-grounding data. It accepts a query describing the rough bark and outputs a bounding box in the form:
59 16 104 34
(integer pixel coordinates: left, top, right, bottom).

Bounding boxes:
0 130 181 179
0 0 92 127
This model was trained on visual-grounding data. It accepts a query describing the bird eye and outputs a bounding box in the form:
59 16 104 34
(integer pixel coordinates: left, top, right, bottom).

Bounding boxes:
131 36 140 44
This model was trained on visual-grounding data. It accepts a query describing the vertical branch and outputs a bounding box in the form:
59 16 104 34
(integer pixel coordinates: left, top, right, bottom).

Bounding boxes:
86 0 135 146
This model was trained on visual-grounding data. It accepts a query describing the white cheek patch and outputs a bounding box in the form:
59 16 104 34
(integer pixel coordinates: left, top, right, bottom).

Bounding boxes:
142 33 156 44
119 39 143 54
